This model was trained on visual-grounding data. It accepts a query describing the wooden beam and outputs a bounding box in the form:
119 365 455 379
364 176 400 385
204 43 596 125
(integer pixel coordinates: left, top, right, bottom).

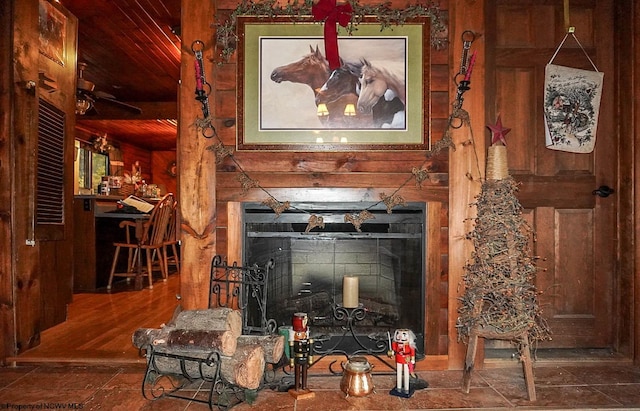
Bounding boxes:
178 0 217 310
79 101 177 120
448 0 486 370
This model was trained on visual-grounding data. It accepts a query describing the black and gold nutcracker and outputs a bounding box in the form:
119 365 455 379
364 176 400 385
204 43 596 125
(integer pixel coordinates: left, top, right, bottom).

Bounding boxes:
289 312 315 399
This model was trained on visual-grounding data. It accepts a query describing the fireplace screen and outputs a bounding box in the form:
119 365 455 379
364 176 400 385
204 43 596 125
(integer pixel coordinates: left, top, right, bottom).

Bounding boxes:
243 202 426 354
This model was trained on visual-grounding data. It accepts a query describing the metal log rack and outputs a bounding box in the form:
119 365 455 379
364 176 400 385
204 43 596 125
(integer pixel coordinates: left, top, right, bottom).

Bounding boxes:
140 255 277 410
142 347 246 410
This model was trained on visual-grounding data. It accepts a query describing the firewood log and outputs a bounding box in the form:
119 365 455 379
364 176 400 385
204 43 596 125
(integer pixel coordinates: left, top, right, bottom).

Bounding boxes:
166 329 237 356
173 308 242 338
132 327 171 348
164 304 183 327
236 334 284 364
220 344 265 390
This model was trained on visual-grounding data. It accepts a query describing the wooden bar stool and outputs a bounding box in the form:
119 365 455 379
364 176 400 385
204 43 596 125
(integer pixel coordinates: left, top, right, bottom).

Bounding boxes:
462 326 536 401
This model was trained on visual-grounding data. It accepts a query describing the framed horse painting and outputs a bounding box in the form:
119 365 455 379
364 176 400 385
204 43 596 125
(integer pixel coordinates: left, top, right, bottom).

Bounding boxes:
236 16 430 151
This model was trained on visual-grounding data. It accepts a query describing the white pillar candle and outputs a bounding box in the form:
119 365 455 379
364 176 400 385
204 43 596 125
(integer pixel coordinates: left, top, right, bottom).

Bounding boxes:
342 276 359 308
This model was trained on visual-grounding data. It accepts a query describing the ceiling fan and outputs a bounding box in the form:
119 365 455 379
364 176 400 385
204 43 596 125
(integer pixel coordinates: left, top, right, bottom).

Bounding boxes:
75 62 142 115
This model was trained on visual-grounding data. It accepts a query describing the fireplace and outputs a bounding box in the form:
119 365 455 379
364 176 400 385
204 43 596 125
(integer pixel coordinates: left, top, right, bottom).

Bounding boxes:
243 202 426 353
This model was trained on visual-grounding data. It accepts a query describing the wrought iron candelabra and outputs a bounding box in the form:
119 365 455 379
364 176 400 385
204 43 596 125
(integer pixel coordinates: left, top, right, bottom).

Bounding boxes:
311 302 396 373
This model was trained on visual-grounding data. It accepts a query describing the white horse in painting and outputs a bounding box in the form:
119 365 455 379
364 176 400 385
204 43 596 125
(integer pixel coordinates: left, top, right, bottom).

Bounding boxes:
357 59 406 115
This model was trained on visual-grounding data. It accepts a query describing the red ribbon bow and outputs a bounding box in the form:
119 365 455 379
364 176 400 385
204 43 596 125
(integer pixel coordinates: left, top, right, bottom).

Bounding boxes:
312 0 353 70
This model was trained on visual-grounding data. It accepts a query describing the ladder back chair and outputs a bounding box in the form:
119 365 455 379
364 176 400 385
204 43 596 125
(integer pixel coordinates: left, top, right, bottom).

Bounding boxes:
162 198 180 276
107 193 175 290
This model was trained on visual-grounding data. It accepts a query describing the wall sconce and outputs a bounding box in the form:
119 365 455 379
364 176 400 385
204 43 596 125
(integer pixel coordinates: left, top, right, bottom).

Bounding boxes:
343 104 356 117
75 97 92 115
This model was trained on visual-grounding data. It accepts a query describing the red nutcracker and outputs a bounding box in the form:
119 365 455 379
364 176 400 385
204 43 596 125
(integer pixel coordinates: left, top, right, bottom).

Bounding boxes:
387 328 416 397
289 312 315 399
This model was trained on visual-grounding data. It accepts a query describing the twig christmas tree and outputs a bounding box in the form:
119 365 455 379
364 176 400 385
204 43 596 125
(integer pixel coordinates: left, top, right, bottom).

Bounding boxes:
457 116 551 352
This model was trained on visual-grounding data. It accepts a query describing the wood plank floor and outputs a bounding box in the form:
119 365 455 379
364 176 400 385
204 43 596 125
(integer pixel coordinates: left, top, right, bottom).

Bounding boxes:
10 275 181 364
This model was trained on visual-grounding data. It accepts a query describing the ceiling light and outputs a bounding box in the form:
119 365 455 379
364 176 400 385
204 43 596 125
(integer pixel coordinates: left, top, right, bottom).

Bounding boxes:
75 97 92 115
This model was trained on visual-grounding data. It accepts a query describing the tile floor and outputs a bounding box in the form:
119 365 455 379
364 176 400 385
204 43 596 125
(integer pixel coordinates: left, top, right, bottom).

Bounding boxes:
1 362 640 410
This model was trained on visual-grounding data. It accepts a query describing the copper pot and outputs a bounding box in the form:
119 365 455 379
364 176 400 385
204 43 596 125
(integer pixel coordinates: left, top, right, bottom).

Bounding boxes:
340 356 375 397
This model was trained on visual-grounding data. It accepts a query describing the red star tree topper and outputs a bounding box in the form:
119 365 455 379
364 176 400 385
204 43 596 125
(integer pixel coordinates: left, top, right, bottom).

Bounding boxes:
487 115 511 146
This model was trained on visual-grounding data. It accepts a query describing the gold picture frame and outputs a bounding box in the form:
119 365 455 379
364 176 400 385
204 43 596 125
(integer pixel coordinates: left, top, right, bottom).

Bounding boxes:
237 16 430 151
38 0 67 66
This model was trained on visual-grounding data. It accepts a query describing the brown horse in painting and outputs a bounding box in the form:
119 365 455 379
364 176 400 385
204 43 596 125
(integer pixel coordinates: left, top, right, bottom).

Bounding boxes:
315 62 362 106
270 45 331 94
357 59 406 115
271 50 373 128
317 61 405 128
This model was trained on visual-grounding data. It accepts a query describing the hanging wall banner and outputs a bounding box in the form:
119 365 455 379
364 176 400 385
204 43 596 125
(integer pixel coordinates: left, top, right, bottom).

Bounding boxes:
543 64 603 153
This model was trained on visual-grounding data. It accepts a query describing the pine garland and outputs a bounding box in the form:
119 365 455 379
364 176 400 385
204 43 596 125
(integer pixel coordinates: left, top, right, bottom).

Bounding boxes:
215 0 447 62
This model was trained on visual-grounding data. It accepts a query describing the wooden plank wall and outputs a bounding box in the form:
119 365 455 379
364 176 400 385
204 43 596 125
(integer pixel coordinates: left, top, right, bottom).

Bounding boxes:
634 0 640 368
9 0 44 356
0 0 15 362
151 151 178 197
208 0 453 358
616 0 640 365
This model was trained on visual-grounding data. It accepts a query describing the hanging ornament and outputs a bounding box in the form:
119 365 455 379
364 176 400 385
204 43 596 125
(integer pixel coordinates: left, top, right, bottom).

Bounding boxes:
380 193 406 213
344 210 375 232
543 6 603 154
305 214 325 233
238 173 259 194
412 167 431 188
208 142 234 164
262 198 290 217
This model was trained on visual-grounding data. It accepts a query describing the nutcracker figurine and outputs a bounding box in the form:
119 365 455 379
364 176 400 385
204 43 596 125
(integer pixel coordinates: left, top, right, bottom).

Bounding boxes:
289 312 315 399
388 328 417 398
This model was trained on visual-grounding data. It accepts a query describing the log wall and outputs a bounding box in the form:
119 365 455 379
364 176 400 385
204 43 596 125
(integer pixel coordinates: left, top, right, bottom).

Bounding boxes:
206 0 454 358
0 0 14 362
151 151 178 197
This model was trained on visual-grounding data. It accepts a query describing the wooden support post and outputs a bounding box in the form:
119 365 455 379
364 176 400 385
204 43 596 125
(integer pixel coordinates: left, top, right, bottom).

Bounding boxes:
178 0 218 309
448 0 486 370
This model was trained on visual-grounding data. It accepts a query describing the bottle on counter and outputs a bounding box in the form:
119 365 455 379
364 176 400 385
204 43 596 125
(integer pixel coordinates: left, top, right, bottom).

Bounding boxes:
100 176 110 195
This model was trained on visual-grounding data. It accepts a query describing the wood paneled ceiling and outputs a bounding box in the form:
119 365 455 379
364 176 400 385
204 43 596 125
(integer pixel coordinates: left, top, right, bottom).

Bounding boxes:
59 0 181 151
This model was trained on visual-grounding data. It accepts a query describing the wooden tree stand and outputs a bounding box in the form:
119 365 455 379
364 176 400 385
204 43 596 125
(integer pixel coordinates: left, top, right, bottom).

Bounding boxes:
462 326 536 401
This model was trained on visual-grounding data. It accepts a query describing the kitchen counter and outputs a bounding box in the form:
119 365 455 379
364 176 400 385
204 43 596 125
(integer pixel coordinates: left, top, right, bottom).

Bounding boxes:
72 195 150 292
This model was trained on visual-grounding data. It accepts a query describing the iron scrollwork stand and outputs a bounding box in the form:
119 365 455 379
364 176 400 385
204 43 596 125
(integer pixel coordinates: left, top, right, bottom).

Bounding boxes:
209 255 277 335
311 303 396 373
